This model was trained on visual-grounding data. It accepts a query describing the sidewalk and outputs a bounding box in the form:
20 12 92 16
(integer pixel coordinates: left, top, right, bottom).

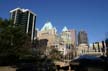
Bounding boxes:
0 66 16 71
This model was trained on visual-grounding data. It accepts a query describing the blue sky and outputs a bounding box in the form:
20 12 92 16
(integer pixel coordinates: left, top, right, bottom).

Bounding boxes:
0 0 108 43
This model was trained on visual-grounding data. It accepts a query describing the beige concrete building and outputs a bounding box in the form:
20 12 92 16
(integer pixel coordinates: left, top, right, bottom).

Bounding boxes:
37 21 57 47
60 26 72 55
69 30 77 48
76 42 105 57
77 44 89 56
60 26 77 60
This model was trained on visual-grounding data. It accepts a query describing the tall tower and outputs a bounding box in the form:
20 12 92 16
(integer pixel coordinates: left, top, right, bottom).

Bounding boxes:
69 29 76 48
78 30 88 45
10 8 36 42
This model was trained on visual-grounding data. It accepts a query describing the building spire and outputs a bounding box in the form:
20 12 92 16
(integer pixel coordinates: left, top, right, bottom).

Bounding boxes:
41 21 53 31
62 26 68 32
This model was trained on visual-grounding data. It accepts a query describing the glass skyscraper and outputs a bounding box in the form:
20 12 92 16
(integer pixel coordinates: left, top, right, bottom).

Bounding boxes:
78 30 88 45
10 8 36 42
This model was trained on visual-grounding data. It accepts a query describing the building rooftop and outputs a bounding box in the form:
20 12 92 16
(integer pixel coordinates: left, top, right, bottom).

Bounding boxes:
41 21 54 31
10 7 36 16
62 26 68 32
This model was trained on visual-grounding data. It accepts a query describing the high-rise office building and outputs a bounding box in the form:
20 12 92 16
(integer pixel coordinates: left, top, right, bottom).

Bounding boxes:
10 8 36 42
69 29 76 48
78 30 88 45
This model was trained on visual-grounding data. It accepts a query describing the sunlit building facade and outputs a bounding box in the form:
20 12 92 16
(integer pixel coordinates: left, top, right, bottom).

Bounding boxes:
37 21 57 47
60 26 77 61
69 29 77 48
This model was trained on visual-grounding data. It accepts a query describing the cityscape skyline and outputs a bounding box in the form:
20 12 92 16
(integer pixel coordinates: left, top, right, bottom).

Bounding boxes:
0 0 108 43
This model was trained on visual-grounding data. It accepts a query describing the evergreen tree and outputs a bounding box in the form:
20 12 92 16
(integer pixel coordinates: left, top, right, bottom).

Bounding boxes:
0 18 32 65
